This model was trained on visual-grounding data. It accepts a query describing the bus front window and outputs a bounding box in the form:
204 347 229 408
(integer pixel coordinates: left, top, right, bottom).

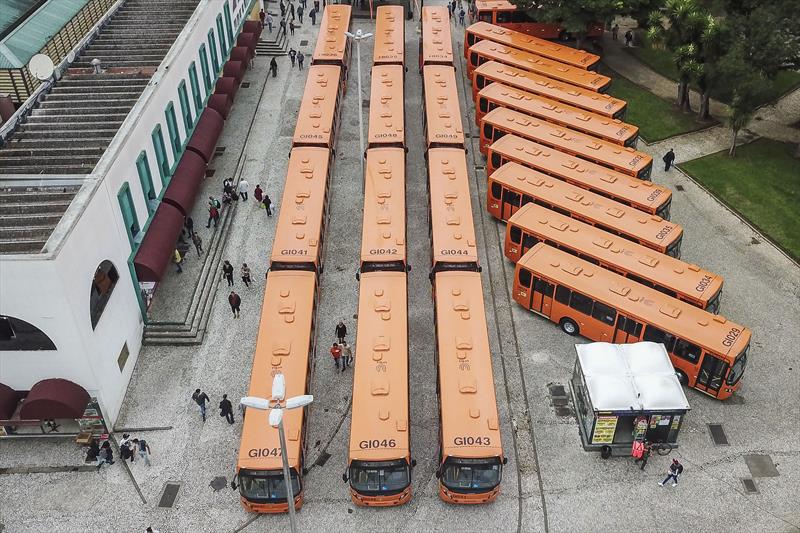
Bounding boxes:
666 236 681 259
640 162 652 181
441 457 502 493
706 289 721 314
656 200 671 221
239 469 301 502
726 343 749 386
349 459 410 495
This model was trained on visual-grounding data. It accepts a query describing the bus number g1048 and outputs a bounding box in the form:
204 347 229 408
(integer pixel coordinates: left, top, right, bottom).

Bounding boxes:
359 439 397 449
454 436 491 446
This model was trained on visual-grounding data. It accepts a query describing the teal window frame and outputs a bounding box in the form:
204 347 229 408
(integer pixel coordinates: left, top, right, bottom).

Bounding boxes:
216 15 227 57
151 124 170 185
178 80 193 131
189 62 202 110
135 152 156 213
118 182 140 246
199 44 212 94
165 102 181 159
208 30 220 74
224 3 234 47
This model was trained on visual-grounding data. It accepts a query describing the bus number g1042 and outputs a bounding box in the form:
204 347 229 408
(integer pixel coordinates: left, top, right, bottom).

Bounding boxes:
454 436 491 446
370 248 398 255
359 439 397 449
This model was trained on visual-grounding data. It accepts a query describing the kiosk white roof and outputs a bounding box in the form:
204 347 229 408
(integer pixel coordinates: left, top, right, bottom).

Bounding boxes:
576 342 690 412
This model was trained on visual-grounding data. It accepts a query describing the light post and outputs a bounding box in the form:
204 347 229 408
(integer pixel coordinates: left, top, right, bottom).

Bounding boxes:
240 375 313 533
345 29 373 193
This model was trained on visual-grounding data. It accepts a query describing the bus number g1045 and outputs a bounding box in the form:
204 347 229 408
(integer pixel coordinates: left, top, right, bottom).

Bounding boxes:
454 436 491 446
359 439 397 449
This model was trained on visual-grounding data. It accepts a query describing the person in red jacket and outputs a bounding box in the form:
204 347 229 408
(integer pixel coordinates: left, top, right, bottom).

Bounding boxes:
228 291 241 318
330 343 343 372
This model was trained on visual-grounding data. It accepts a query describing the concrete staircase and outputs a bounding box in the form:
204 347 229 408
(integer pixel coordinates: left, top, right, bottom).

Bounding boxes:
0 186 81 254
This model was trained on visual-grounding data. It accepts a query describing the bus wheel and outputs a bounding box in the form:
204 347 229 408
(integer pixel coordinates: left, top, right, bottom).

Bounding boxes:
675 369 688 386
560 318 579 336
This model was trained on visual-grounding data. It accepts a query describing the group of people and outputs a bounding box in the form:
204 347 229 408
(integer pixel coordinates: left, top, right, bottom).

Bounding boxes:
86 434 152 468
192 388 236 424
330 321 354 372
447 0 466 25
631 440 685 486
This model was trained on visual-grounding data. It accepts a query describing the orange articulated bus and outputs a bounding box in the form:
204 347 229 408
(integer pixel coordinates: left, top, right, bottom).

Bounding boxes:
472 61 627 118
236 270 317 512
368 65 405 149
465 22 600 70
471 0 603 40
505 203 723 312
420 6 454 68
487 135 670 218
433 271 505 502
480 107 653 179
467 40 610 91
476 82 639 147
427 148 480 274
488 162 683 258
312 5 353 68
374 5 405 67
270 147 333 273
513 243 751 400
344 271 413 506
292 65 344 150
422 65 465 150
360 147 408 273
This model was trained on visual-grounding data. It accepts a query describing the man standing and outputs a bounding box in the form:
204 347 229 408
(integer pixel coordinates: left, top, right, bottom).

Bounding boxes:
624 30 633 47
310 8 316 25
612 24 619 41
222 260 235 286
341 341 353 370
132 438 152 466
458 7 465 25
263 194 273 216
330 343 343 372
219 394 235 424
259 8 266 28
270 56 278 78
228 291 241 318
663 148 676 171
297 51 305 70
289 48 297 68
298 5 304 23
238 178 249 201
659 459 684 486
633 440 652 470
335 321 347 344
192 388 210 421
267 13 274 33
192 232 203 255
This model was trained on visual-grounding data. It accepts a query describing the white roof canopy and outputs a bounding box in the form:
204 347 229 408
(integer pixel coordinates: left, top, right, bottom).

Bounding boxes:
576 342 690 412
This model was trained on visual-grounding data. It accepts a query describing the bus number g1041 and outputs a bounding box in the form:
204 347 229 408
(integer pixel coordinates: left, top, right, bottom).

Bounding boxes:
454 436 491 446
281 249 309 255
359 439 397 449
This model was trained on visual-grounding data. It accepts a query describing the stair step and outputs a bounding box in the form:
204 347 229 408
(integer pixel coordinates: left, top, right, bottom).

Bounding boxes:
50 84 148 94
42 93 142 103
0 226 55 240
20 120 124 131
0 165 95 175
36 103 134 114
0 213 63 227
0 146 105 158
0 201 72 214
0 239 47 254
12 129 118 140
25 113 130 123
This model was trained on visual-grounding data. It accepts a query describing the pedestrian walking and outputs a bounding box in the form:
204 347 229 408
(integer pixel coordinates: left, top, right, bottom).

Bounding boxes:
241 263 252 287
289 22 295 36
120 434 135 463
259 8 266 28
297 51 304 70
458 7 465 25
289 48 296 68
267 13 274 33
192 389 210 421
330 342 343 371
222 260 234 286
298 5 304 23
263 194 273 216
612 24 619 41
632 440 652 470
229 290 241 318
341 340 353 368
310 8 316 25
624 30 633 47
254 184 263 203
659 459 684 486
290 2 296 19
270 56 278 77
185 215 194 234
663 148 676 171
280 0 286 18
219 394 235 424
335 320 347 344
238 178 249 201
280 19 286 36
207 196 221 227
314 0 319 11
173 249 183 273
192 232 203 255
132 438 152 466
96 441 115 468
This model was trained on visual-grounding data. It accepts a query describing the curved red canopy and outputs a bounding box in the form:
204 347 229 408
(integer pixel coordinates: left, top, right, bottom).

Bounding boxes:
186 107 224 164
162 150 207 216
18 379 90 420
133 202 185 282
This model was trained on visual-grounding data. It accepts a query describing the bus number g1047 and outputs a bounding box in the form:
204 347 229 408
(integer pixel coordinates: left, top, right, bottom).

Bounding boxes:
454 436 491 446
359 439 397 449
248 447 282 458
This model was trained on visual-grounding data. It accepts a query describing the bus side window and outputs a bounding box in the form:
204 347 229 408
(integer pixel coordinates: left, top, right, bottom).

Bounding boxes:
478 12 492 22
618 315 643 336
534 278 554 296
518 267 532 287
672 338 701 364
555 285 571 305
496 12 513 23
591 301 617 325
476 74 486 89
490 181 502 199
522 233 539 249
522 194 534 206
569 291 593 316
511 11 531 23
509 225 522 244
483 123 493 140
491 152 502 170
642 324 677 352
479 98 489 113
493 128 506 141
467 34 476 46
502 189 521 207
471 52 479 66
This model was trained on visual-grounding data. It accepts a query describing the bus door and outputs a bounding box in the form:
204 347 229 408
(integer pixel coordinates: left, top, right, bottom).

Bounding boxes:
612 314 642 343
530 276 553 316
694 353 728 395
500 187 521 220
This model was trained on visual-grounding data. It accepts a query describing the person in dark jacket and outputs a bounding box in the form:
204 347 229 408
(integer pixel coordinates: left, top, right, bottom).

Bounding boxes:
192 389 210 421
228 291 241 318
659 459 684 486
270 57 278 77
86 439 100 463
222 260 234 286
96 441 114 468
663 148 676 171
219 394 235 424
335 321 347 344
263 194 273 216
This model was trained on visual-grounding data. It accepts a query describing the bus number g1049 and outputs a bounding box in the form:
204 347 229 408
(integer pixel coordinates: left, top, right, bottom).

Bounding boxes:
454 436 491 446
359 439 397 449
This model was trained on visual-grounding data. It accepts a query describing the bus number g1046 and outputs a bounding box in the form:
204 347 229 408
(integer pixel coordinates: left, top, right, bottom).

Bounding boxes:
359 439 397 449
454 436 491 446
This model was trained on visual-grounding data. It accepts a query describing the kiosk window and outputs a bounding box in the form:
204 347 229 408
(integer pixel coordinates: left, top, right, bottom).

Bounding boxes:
555 285 571 305
569 291 593 315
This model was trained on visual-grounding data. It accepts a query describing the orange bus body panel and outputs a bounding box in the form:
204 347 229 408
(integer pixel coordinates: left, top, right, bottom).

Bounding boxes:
423 65 465 149
472 0 603 39
428 148 479 270
480 107 653 179
514 243 751 399
270 147 331 271
374 5 405 66
312 5 352 66
505 203 723 310
467 40 610 92
348 272 411 506
361 148 407 268
477 82 638 146
293 65 343 149
368 65 405 148
488 162 683 256
435 271 503 503
488 135 670 217
421 6 454 67
465 22 599 70
237 270 317 513
472 61 627 117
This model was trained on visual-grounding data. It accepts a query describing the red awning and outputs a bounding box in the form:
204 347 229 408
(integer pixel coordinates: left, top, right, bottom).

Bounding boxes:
0 382 18 419
214 77 238 101
223 60 245 85
208 93 232 119
237 32 257 53
133 202 186 282
18 379 90 420
230 45 252 62
162 150 207 216
242 20 262 42
186 107 224 164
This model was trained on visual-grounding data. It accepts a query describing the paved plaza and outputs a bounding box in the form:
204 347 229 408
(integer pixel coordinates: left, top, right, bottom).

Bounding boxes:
1 5 799 533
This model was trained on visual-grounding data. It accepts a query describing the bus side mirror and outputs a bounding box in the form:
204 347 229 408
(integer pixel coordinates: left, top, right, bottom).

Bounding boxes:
302 468 309 475
477 266 483 273
502 457 508 465
230 480 238 490
355 271 360 281
411 459 417 468
428 271 434 283
342 473 349 483
406 265 411 273
434 469 442 479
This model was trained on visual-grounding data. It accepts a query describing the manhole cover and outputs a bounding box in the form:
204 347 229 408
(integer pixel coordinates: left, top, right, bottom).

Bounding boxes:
741 478 758 493
554 407 572 417
315 451 331 467
158 482 181 508
708 423 729 446
210 476 227 491
675 184 685 191
300 40 308 46
744 454 779 477
241 82 251 88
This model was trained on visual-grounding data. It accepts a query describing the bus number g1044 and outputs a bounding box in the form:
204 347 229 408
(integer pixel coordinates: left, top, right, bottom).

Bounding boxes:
454 436 491 446
359 439 397 449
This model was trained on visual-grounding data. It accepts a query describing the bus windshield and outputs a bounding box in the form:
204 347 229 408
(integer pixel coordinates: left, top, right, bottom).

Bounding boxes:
441 457 502 492
349 459 410 494
726 343 749 386
706 289 722 315
666 237 682 258
239 469 301 502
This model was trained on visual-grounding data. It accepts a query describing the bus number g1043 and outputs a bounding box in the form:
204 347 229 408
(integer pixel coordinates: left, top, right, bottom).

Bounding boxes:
359 439 397 449
454 436 491 446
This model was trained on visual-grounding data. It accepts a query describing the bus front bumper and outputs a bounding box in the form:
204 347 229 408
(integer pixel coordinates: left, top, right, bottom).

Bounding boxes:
439 484 500 504
350 487 412 507
240 494 303 514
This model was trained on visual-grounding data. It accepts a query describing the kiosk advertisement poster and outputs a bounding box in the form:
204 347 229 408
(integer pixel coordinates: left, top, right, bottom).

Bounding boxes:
592 415 618 444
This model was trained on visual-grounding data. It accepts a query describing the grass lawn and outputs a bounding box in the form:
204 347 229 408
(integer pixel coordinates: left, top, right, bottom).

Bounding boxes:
679 139 800 260
603 68 711 142
627 46 800 108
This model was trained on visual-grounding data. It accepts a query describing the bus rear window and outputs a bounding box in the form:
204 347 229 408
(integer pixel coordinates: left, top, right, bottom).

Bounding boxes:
476 74 487 88
491 152 502 169
490 181 502 199
510 225 522 244
478 12 492 22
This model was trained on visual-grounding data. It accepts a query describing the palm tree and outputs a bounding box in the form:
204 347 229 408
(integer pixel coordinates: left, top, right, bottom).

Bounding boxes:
727 93 756 156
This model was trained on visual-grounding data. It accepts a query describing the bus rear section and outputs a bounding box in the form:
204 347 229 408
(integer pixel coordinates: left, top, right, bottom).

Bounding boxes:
270 147 333 273
374 5 405 67
292 65 344 150
345 271 412 506
420 6 454 68
311 3 353 91
361 148 407 273
472 0 603 40
487 162 683 258
368 65 405 150
422 65 465 150
512 243 751 400
505 203 723 312
433 270 505 502
471 61 627 118
236 271 317 512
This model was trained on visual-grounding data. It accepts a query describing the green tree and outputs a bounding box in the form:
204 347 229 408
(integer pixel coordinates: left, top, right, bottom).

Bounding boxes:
511 0 625 48
691 15 728 120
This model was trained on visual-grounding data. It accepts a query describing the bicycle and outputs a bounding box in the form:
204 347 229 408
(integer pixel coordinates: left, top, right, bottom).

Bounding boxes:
651 441 674 456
